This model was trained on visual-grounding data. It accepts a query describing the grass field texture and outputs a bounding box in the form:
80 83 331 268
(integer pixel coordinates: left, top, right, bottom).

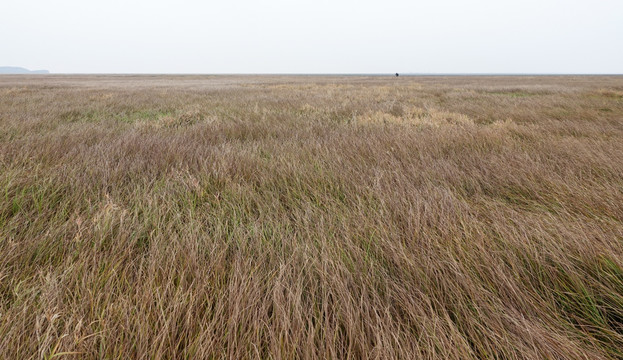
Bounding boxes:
1 75 623 359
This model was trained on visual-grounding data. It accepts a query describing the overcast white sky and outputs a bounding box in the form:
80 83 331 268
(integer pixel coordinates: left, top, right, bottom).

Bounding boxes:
1 0 622 74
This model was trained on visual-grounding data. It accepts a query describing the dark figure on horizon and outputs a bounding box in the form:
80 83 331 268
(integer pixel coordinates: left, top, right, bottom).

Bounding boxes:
395 73 399 77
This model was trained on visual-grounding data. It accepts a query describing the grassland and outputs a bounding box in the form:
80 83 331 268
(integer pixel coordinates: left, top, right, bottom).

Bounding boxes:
1 75 623 359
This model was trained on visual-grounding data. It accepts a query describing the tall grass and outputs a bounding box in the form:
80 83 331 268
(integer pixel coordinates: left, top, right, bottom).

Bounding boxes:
1 75 623 359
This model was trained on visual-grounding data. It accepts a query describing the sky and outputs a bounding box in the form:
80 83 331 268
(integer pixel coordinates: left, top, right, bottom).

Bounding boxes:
1 0 622 74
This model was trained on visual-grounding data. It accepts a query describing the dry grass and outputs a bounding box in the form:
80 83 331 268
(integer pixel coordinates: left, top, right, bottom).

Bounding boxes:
1 75 623 359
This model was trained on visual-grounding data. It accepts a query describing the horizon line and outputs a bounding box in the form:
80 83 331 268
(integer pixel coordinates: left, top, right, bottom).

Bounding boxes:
4 72 623 76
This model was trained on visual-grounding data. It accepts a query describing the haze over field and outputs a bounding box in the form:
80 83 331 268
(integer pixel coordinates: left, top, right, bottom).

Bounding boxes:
1 0 622 74
0 66 49 74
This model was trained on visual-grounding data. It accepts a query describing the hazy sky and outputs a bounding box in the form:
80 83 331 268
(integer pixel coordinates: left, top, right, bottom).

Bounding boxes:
2 0 622 74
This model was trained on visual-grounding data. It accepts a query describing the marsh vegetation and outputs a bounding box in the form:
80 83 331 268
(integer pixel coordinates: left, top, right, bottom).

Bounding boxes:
1 75 623 359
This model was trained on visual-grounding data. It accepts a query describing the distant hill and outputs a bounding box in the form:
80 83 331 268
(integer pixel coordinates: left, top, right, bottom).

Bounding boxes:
0 66 49 74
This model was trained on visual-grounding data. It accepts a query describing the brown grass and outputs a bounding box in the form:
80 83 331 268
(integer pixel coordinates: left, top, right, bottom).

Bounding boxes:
1 75 623 359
